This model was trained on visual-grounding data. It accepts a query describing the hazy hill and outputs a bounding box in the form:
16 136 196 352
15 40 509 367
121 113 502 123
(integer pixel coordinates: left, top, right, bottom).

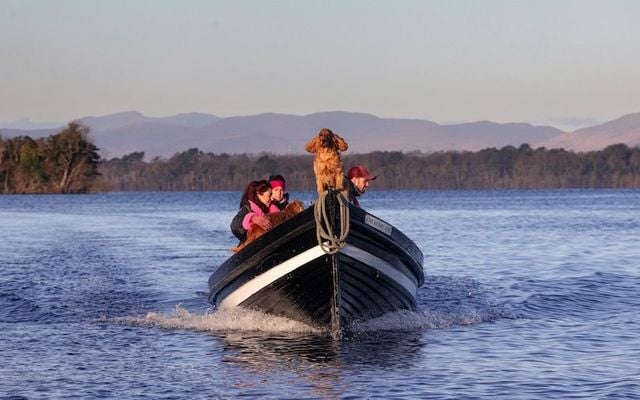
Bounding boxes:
3 111 640 158
157 112 220 128
87 111 563 158
538 113 640 151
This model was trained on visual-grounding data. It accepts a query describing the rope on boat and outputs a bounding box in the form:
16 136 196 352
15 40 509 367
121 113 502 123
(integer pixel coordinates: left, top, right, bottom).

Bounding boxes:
314 190 350 254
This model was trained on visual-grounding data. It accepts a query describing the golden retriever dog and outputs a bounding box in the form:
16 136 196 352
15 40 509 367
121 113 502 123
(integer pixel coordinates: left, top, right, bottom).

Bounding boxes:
304 128 349 195
232 200 305 253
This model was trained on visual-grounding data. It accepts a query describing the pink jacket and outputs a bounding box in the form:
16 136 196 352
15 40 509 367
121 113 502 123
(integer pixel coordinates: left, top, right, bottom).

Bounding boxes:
242 201 278 230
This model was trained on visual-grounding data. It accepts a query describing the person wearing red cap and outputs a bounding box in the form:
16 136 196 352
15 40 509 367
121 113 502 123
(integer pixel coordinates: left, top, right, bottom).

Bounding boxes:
346 165 376 207
268 174 289 211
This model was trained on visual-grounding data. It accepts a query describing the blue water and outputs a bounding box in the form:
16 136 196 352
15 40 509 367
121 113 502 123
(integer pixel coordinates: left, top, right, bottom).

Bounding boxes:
1 190 639 399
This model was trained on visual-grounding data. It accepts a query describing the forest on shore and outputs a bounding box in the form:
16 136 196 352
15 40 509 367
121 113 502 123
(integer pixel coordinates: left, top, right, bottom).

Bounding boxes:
2 123 640 193
0 123 100 194
99 143 640 191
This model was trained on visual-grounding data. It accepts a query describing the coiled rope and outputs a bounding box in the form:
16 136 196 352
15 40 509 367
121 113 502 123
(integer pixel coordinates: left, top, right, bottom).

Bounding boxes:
314 190 350 254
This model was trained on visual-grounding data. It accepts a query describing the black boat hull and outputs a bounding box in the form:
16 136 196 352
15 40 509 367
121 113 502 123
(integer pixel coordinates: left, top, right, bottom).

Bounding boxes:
209 191 424 337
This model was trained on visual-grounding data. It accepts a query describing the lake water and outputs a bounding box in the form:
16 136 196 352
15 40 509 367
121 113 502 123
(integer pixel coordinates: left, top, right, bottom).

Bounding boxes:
1 190 639 399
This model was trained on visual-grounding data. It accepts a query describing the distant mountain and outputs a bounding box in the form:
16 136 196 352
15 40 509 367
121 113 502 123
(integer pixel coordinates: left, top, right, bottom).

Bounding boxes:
77 111 219 131
439 121 560 150
81 111 564 158
2 110 640 158
80 111 149 131
538 113 640 151
156 112 220 128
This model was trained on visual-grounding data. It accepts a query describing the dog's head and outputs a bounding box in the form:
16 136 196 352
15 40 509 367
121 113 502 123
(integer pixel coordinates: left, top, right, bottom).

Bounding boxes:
305 128 348 154
284 199 304 216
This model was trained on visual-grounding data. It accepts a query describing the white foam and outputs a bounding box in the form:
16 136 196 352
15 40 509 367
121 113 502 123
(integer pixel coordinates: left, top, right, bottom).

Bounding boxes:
350 308 492 333
104 304 320 334
101 303 497 335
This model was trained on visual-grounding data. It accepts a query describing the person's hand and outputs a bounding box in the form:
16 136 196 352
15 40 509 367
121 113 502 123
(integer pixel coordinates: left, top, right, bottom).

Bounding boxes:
251 215 272 230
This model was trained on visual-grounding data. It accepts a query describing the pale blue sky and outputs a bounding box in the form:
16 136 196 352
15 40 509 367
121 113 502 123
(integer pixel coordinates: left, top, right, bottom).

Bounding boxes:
1 0 639 128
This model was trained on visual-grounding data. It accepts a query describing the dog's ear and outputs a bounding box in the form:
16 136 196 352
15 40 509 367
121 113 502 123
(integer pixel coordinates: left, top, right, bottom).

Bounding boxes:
333 134 348 151
305 135 319 153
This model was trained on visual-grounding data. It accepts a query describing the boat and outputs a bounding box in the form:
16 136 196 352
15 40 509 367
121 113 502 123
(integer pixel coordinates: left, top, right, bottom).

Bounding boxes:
208 189 425 338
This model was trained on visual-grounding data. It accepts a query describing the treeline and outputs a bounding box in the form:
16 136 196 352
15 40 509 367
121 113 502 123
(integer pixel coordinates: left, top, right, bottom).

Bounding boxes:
3 123 640 193
0 122 101 194
99 143 640 191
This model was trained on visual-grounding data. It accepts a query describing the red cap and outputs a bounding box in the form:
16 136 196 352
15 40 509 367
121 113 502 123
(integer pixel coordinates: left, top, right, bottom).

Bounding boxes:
347 165 376 180
269 179 285 190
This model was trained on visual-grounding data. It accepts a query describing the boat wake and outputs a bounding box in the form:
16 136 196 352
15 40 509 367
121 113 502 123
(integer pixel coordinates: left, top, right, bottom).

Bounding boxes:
351 307 495 333
101 280 505 335
102 305 320 334
102 305 497 336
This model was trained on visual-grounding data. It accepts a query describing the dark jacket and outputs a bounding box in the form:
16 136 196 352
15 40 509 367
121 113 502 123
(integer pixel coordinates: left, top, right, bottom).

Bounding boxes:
230 204 251 242
271 192 290 211
346 178 361 207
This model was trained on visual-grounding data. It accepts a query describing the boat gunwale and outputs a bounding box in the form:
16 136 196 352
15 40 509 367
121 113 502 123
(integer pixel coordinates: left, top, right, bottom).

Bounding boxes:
209 200 424 305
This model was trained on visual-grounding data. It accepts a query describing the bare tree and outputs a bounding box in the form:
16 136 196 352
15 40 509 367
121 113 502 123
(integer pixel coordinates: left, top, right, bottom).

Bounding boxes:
43 122 100 193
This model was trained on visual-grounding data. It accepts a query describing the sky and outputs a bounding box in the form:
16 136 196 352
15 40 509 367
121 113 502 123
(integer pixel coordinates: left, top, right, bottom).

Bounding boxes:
1 0 639 129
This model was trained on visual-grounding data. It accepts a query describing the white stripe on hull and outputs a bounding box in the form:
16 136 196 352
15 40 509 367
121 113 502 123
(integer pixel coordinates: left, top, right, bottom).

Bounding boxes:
220 245 327 308
219 243 418 309
341 245 418 297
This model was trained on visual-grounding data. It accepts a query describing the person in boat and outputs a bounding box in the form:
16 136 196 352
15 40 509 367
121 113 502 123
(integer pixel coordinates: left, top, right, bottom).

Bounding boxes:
346 165 377 207
268 174 289 211
231 180 276 243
